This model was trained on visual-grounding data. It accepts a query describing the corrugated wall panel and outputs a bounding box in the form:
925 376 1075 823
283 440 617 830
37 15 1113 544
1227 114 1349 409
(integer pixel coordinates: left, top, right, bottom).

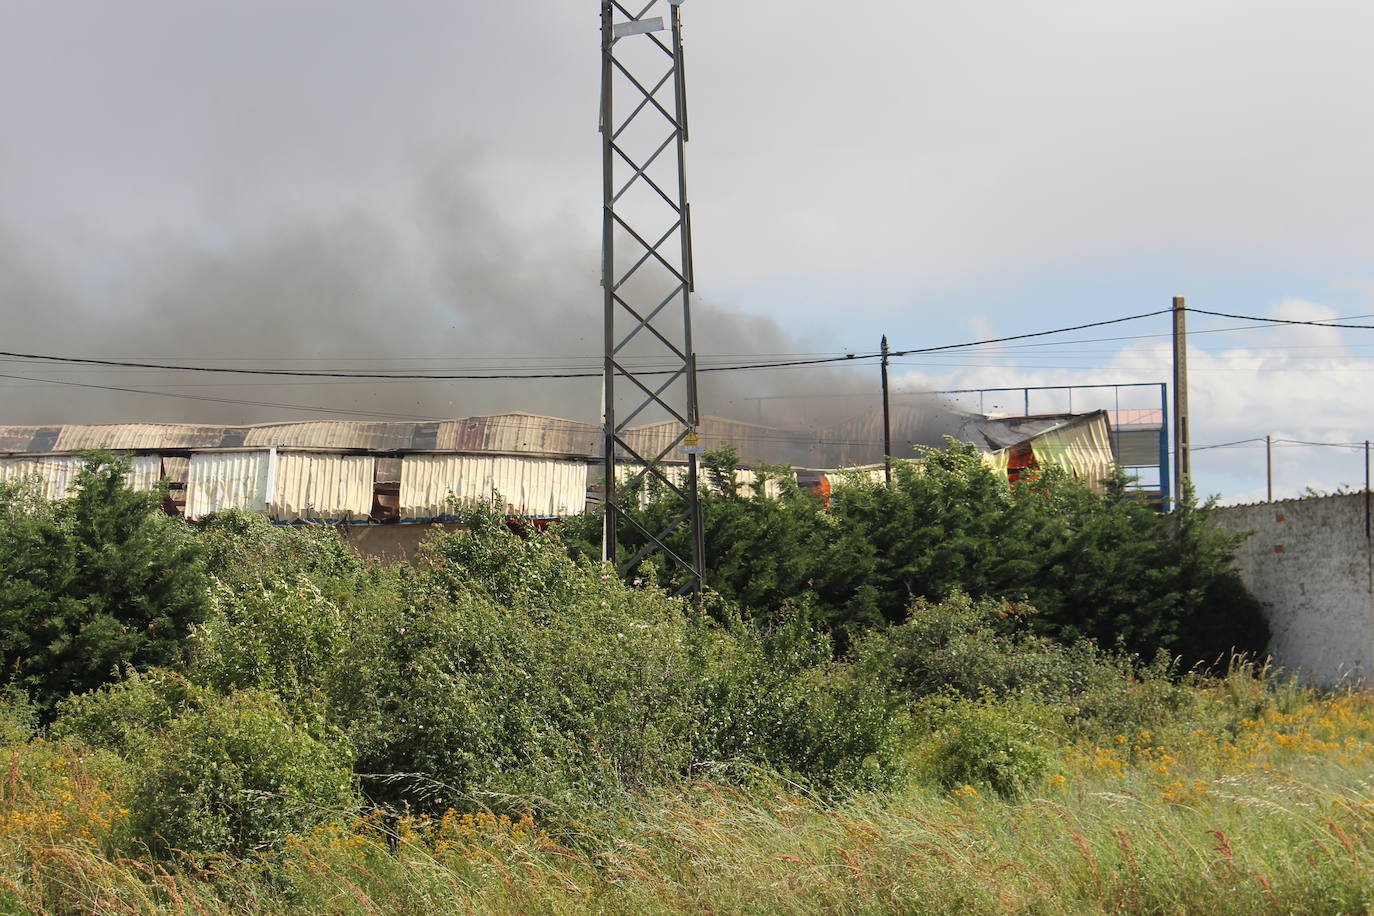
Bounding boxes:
127 455 163 492
161 457 189 483
400 455 587 520
270 453 374 523
0 454 163 498
1114 429 1162 468
0 456 84 500
185 452 271 520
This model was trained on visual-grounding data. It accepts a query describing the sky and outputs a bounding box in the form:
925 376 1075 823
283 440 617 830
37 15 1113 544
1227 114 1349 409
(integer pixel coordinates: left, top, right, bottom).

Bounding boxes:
0 0 1371 503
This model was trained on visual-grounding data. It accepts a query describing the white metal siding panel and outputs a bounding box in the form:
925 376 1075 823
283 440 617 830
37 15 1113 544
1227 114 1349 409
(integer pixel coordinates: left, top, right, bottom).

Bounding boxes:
127 455 163 492
1 454 163 498
185 451 271 520
270 453 374 523
0 456 84 500
400 455 587 520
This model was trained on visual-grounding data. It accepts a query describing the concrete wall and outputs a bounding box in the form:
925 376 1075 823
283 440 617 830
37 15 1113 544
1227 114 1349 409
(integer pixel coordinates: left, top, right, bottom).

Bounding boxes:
1213 493 1374 686
341 522 464 563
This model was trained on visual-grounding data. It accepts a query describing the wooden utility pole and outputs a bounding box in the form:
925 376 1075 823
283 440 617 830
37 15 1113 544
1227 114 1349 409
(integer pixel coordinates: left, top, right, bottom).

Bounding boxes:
1172 296 1190 507
881 335 892 485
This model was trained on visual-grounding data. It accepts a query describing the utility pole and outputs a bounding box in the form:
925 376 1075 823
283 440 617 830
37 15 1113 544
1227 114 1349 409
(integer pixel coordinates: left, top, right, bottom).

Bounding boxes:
599 0 704 595
1172 296 1190 508
1266 434 1273 503
1364 439 1370 539
881 335 892 484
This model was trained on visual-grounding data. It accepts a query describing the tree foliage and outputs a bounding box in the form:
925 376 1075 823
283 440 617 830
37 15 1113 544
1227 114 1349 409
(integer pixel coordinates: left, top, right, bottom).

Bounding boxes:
566 443 1267 665
0 454 207 715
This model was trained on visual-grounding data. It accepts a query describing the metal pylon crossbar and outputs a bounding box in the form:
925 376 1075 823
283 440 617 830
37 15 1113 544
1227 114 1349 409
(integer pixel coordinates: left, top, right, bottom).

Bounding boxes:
600 0 704 594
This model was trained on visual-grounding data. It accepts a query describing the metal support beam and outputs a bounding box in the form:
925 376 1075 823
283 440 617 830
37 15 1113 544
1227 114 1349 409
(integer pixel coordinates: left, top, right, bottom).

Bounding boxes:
600 0 704 593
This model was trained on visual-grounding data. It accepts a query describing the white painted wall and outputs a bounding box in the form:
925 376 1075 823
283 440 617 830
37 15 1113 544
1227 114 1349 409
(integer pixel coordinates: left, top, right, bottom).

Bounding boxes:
1213 493 1374 686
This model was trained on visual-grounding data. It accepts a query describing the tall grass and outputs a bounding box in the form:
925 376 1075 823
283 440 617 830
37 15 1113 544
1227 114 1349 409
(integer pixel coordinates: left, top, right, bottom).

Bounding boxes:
0 684 1370 914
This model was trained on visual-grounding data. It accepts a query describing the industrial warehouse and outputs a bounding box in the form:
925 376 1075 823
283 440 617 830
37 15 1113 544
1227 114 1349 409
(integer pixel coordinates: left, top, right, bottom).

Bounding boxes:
0 406 1146 532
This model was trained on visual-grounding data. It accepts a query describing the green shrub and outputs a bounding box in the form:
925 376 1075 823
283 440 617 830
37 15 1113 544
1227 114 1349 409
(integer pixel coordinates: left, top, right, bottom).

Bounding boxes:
50 668 194 758
416 499 591 610
856 593 1100 702
561 447 883 633
691 608 906 790
0 455 207 716
53 671 355 857
0 686 38 746
1064 650 1209 745
184 505 908 813
916 694 1056 798
196 509 357 575
191 574 349 711
128 688 355 857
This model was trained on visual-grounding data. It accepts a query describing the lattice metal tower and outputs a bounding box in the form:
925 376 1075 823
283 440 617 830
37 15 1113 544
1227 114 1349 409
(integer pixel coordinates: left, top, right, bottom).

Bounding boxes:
599 0 704 594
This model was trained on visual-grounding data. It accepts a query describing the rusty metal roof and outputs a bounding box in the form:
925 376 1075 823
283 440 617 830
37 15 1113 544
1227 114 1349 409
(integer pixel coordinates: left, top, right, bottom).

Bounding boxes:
0 407 1062 468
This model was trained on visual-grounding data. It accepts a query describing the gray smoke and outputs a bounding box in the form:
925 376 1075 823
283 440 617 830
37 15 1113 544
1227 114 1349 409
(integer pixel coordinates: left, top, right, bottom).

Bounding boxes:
0 160 959 459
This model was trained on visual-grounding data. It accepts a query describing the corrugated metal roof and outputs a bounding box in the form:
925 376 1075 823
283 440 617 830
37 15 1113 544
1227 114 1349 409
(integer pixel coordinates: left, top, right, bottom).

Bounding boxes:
449 413 601 456
623 416 819 467
950 413 1083 451
0 407 1162 477
0 415 607 458
0 426 60 453
244 421 421 451
51 424 237 451
816 404 956 468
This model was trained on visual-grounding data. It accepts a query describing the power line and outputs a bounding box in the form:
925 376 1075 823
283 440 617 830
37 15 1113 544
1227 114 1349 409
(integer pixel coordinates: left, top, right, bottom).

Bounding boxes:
0 309 1173 381
1274 438 1368 450
0 373 447 422
1194 437 1266 452
1194 437 1369 452
7 305 1370 384
1185 308 1374 330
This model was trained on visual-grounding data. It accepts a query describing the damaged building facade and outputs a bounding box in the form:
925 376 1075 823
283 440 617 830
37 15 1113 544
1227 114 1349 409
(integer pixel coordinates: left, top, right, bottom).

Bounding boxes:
0 407 1128 528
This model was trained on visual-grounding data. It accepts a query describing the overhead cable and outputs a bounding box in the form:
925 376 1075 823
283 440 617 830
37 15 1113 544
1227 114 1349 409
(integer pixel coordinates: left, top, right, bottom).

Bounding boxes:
0 373 446 422
1186 308 1374 330
0 309 1173 381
